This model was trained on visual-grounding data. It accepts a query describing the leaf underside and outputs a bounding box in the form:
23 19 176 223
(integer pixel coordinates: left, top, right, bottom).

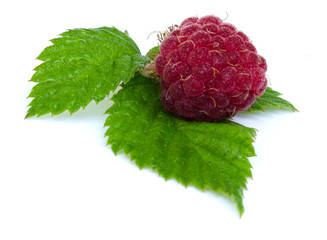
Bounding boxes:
26 27 146 118
247 87 298 112
104 73 257 215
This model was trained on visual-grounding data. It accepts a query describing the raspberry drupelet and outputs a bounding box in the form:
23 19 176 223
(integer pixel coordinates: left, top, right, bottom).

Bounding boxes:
155 15 268 122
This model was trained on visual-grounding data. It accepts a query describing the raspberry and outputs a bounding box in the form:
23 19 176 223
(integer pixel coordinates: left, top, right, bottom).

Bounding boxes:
155 15 268 121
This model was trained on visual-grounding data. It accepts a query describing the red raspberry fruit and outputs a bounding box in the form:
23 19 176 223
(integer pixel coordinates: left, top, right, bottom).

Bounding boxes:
155 15 268 121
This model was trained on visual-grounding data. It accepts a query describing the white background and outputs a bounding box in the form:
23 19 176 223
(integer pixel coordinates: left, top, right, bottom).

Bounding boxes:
1 0 327 239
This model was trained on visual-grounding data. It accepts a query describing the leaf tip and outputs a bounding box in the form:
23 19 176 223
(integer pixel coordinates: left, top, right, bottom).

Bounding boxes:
238 209 245 218
292 106 299 112
25 110 35 119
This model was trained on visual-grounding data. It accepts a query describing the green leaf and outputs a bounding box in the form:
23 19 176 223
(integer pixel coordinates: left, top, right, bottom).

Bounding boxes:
145 46 159 62
26 27 146 118
104 73 257 216
247 87 298 112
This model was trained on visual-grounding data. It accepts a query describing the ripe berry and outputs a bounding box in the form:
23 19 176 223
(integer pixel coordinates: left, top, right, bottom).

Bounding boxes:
155 15 268 121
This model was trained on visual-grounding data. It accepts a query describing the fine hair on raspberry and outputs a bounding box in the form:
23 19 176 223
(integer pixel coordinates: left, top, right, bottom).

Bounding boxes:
155 15 268 122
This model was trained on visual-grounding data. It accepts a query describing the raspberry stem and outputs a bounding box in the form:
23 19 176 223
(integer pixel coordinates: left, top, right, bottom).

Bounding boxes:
138 61 159 79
